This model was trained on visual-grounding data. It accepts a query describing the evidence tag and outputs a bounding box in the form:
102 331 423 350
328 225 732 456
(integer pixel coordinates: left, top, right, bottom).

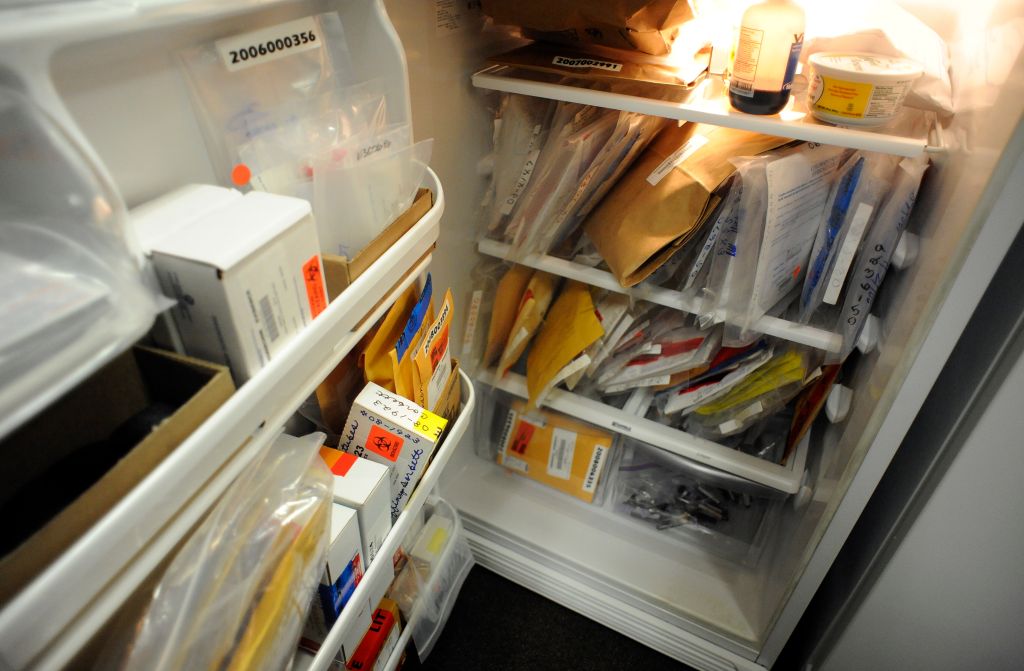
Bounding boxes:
217 17 321 72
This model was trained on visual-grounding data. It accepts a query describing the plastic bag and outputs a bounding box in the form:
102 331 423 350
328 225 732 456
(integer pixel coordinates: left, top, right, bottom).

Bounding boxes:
0 86 164 440
313 138 433 257
799 151 900 322
118 431 332 671
388 499 474 661
830 154 928 363
179 13 358 185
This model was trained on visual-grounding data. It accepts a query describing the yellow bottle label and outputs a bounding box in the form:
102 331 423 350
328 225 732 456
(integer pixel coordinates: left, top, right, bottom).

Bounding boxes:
810 75 874 119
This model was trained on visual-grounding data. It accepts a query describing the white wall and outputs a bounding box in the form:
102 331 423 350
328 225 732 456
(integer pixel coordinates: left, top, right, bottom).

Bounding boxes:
820 337 1024 670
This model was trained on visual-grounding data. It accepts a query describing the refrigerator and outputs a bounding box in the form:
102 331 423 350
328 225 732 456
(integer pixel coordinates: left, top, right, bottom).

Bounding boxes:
0 0 1021 670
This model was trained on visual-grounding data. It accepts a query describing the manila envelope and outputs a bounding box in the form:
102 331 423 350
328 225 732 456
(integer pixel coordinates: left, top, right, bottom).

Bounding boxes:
584 123 791 287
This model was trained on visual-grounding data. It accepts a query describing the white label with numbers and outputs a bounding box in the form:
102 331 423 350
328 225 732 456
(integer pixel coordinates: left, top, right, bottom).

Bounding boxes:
217 17 321 72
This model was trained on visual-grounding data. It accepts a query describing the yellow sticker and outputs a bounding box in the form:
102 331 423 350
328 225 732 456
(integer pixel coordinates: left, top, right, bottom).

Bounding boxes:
426 527 449 556
810 75 874 119
412 408 448 441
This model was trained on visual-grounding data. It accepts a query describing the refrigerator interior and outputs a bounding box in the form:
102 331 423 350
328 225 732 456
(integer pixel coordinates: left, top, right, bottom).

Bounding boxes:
2 0 1021 668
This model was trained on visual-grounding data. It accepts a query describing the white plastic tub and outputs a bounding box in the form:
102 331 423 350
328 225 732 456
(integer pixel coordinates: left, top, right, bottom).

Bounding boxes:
806 53 923 127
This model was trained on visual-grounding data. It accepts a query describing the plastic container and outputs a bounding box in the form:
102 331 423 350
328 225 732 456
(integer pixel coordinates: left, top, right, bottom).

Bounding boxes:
728 0 805 115
806 52 923 127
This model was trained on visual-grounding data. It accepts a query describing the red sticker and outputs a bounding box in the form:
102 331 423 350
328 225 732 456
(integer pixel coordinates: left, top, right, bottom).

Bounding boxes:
303 255 328 318
329 451 357 476
509 420 535 455
366 425 403 462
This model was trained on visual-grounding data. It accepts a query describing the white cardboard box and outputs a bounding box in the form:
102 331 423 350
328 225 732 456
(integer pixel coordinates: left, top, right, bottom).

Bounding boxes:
302 503 367 657
319 446 393 566
339 383 448 521
149 190 328 383
130 184 242 353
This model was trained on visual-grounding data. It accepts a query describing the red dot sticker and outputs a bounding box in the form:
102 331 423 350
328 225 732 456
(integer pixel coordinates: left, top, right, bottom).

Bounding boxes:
231 163 251 187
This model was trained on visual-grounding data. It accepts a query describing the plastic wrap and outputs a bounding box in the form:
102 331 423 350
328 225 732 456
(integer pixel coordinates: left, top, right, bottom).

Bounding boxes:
388 499 474 661
0 85 164 440
178 13 358 185
117 432 332 671
610 438 783 563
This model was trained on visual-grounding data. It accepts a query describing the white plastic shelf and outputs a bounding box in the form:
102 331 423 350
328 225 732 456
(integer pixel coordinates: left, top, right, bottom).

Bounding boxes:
0 169 444 671
479 370 807 496
298 375 476 671
477 239 843 353
472 65 942 158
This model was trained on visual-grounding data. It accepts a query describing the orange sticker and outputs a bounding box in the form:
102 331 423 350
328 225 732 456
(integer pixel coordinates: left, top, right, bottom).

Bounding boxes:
366 425 403 462
303 255 328 318
429 323 450 369
319 446 357 476
231 163 251 187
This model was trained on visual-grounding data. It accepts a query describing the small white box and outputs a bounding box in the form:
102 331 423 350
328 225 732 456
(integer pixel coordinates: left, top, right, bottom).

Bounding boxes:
302 504 365 652
149 190 328 383
130 184 242 353
318 446 393 566
339 383 448 521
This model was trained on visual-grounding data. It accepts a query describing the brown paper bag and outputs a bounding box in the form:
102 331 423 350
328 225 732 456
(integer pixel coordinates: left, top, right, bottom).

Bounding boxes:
584 123 792 287
481 0 694 55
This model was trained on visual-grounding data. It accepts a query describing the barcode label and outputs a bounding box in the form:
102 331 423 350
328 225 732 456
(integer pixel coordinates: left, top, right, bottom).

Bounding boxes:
216 17 321 72
730 79 755 97
259 295 280 342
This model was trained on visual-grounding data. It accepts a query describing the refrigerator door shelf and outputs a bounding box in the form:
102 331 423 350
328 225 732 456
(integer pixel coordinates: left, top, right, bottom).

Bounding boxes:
0 169 444 671
297 376 476 671
479 370 809 496
477 239 843 353
472 65 941 158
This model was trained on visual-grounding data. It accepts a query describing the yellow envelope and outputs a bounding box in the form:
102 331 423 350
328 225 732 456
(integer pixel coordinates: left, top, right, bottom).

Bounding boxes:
483 264 533 368
413 289 454 411
526 281 604 406
361 285 418 391
498 270 560 375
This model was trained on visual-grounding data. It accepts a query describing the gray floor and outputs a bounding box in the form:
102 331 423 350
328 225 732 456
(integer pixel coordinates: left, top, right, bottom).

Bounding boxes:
411 566 694 670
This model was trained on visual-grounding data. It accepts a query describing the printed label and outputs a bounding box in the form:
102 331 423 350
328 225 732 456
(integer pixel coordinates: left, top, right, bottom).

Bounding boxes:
582 445 607 493
302 255 327 318
730 26 764 96
216 17 321 72
366 425 404 462
462 289 483 356
646 135 709 186
547 428 576 480
552 55 623 72
502 454 529 473
824 203 874 305
810 75 874 119
497 408 518 454
426 324 452 408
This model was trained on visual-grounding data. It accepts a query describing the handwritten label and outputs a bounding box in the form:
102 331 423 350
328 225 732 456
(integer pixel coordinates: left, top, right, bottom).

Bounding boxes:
462 289 483 356
500 147 540 215
646 135 709 186
216 17 321 72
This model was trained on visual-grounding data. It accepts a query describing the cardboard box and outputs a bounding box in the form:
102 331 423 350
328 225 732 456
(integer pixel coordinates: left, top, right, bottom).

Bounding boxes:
323 188 433 300
319 447 393 566
149 190 328 383
339 383 448 521
0 346 234 605
304 504 365 643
